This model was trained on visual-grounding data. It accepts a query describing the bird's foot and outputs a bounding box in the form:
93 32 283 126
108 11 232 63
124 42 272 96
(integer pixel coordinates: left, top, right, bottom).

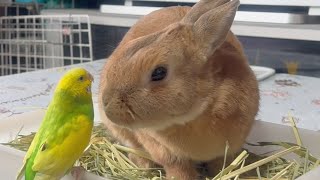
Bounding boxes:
71 166 86 180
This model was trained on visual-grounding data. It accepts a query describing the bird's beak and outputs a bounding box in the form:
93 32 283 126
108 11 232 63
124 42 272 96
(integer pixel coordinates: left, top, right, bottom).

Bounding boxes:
88 73 94 83
86 72 94 94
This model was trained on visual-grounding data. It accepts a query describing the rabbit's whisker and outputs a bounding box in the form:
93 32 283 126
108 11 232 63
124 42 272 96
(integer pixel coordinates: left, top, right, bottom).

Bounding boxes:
127 109 136 120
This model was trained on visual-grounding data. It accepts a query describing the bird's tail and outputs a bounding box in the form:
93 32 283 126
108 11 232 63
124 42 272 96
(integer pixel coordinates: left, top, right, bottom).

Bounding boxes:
16 163 26 180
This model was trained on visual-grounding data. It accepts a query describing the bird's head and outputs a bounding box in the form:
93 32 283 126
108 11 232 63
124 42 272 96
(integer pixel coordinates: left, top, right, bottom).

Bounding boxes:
55 67 94 99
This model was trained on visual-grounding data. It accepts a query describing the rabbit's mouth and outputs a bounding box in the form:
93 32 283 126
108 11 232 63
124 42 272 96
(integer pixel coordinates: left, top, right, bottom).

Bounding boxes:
102 98 143 128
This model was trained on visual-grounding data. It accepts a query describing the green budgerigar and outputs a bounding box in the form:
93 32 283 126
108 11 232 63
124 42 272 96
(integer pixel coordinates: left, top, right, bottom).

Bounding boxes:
16 67 94 180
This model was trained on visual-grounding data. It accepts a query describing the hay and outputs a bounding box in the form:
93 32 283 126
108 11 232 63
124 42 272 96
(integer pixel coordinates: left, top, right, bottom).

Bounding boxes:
2 116 319 180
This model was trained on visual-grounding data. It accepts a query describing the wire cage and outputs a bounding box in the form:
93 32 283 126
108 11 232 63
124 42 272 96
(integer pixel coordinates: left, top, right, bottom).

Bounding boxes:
0 14 93 76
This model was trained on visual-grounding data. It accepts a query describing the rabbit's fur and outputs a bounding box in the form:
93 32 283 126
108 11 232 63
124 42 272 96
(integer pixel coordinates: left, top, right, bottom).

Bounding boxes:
99 0 259 179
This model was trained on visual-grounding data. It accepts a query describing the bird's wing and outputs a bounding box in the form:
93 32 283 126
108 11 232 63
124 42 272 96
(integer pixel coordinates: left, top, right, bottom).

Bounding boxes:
31 114 93 177
16 107 52 180
16 128 41 180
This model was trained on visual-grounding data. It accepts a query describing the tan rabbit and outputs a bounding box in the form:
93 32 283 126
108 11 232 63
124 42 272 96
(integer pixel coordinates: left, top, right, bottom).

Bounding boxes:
98 0 259 179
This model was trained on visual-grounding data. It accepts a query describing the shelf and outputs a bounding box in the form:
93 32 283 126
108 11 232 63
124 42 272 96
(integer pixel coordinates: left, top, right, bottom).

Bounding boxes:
41 9 320 41
126 0 320 6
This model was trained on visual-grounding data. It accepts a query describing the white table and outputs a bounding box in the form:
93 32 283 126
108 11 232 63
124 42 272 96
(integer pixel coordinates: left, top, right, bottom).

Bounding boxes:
0 59 319 132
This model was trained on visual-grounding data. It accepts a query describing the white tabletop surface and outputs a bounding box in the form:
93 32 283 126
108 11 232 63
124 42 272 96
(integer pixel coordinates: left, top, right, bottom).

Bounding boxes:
0 59 319 132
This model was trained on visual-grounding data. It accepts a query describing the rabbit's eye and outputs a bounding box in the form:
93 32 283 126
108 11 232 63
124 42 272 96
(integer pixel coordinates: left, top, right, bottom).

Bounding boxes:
151 66 167 81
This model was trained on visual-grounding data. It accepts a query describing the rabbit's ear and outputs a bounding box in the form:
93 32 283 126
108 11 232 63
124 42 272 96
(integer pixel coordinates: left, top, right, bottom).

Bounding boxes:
183 0 240 57
181 0 230 24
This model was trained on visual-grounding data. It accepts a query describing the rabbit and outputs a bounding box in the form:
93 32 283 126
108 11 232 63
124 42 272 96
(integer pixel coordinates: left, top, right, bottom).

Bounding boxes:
98 0 260 179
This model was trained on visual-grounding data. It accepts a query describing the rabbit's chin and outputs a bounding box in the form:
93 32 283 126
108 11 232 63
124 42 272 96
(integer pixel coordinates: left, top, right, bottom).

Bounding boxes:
107 99 209 131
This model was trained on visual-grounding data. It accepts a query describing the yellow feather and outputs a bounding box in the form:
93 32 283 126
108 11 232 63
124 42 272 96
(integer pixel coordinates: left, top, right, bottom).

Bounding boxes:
16 67 94 180
32 115 93 178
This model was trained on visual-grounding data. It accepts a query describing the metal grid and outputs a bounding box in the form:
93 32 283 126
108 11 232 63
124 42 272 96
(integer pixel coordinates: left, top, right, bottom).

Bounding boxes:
0 14 93 76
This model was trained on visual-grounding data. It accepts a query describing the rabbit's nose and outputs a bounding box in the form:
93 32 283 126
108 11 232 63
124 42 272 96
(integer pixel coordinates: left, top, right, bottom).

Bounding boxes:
119 93 128 103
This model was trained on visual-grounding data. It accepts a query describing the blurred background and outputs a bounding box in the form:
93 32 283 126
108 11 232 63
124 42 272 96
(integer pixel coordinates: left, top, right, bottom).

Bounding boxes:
0 0 320 77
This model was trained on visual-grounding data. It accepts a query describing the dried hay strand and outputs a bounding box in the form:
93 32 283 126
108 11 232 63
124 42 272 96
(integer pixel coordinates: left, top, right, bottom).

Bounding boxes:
2 114 319 180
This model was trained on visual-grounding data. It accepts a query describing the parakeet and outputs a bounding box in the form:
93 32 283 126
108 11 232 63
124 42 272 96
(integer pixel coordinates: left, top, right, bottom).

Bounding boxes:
16 67 94 180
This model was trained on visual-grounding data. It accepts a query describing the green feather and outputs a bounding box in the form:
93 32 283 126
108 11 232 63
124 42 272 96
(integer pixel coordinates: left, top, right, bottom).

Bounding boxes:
17 68 94 180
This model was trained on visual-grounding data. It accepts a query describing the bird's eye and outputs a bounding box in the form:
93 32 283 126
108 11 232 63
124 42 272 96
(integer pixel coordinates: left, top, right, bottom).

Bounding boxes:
79 76 84 81
151 66 167 81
